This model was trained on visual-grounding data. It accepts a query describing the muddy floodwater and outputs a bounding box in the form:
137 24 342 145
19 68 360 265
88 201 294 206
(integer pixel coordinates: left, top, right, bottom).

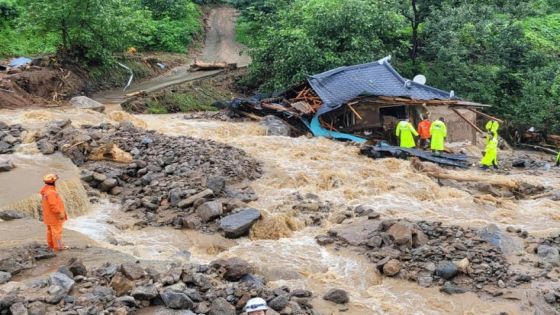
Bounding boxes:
2 108 560 314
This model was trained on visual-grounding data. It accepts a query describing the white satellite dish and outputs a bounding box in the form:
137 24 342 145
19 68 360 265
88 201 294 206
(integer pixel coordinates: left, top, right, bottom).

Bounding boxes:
413 74 427 85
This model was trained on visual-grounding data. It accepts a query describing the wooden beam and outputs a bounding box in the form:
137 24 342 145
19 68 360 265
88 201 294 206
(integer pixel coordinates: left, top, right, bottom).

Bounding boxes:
450 108 484 134
465 108 504 123
346 103 363 120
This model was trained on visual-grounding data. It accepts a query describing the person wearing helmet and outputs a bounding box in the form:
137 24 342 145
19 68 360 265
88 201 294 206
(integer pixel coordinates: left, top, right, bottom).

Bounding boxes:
40 174 68 252
244 297 268 315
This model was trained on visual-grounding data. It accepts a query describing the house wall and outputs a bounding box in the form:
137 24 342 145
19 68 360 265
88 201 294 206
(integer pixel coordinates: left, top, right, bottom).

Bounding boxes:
428 106 476 143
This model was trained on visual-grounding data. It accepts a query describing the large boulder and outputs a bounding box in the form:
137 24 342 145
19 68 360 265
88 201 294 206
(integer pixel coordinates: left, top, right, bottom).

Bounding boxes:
209 297 235 315
0 210 24 221
435 261 458 280
196 200 223 223
537 245 560 266
212 258 253 281
323 288 349 304
387 222 413 246
261 115 291 136
36 139 55 155
70 96 105 113
160 291 194 310
49 271 75 292
219 208 261 238
121 262 145 280
0 160 14 172
131 284 158 300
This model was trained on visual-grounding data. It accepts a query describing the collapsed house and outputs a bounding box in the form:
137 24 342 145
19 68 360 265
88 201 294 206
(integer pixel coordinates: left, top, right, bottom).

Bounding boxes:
229 56 489 145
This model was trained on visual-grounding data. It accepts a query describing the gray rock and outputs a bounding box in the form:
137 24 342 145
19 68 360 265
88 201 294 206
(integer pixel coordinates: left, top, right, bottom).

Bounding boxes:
291 289 313 298
178 189 213 209
435 261 458 280
2 134 17 145
211 257 253 281
100 178 118 192
36 139 55 154
27 301 47 315
537 245 560 265
9 302 27 315
262 115 291 136
131 284 158 300
96 262 118 278
46 285 66 304
0 141 12 154
323 288 349 304
0 271 11 284
544 292 557 304
0 210 24 221
269 294 289 311
70 96 105 112
207 176 226 194
165 165 176 175
196 200 223 223
121 262 145 280
219 208 261 238
115 295 137 307
160 291 194 310
168 188 184 206
440 282 468 295
209 297 235 315
50 271 75 292
0 160 14 172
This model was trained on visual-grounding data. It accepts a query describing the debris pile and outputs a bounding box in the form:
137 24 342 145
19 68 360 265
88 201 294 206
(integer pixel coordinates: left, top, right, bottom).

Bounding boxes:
0 243 55 278
0 121 24 154
34 120 263 235
361 144 469 168
0 250 318 314
315 216 531 293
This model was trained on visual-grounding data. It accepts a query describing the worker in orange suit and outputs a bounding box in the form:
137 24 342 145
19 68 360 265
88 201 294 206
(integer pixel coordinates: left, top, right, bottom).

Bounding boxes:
417 115 431 149
40 174 68 252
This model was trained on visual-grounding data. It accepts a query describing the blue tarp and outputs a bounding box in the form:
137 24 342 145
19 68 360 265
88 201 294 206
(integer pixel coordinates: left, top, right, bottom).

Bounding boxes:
307 57 456 115
303 115 367 143
9 57 32 68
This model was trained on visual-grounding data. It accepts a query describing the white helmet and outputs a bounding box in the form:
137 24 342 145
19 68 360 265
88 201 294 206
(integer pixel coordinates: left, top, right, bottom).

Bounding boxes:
245 297 268 313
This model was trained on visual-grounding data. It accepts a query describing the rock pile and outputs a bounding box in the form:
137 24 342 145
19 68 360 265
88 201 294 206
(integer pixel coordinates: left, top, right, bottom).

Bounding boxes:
33 120 264 235
0 121 24 154
0 243 55 282
317 218 519 293
0 254 318 315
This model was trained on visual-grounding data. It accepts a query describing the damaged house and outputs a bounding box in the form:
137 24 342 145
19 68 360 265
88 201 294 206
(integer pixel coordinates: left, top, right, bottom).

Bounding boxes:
230 56 489 144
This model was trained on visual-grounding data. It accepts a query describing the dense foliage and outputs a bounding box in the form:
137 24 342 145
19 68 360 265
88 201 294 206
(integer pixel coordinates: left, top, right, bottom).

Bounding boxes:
0 0 202 64
233 0 560 133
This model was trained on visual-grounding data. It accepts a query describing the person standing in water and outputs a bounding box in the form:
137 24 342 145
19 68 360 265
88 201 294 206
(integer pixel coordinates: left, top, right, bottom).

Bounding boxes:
40 174 68 252
396 118 419 148
429 117 447 156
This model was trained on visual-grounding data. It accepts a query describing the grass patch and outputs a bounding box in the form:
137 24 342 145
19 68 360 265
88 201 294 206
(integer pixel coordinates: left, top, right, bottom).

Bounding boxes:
146 92 219 114
146 101 169 114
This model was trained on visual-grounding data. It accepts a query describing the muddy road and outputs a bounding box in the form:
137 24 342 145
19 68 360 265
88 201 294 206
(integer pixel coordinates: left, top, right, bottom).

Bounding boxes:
92 7 250 105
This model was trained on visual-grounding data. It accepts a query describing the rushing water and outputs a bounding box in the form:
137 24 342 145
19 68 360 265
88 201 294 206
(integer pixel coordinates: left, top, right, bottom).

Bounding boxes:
2 108 560 314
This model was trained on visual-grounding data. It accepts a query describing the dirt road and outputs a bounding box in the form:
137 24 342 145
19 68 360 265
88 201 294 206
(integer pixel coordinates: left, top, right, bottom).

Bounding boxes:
93 7 249 106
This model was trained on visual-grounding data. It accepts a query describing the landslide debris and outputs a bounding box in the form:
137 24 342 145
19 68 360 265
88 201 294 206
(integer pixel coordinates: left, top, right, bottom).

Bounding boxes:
0 245 318 314
0 121 25 155
316 216 531 294
34 120 263 234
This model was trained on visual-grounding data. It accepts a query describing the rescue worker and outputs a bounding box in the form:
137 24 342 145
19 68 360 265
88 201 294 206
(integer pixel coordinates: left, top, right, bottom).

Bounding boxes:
430 117 447 156
244 297 268 315
395 118 419 148
417 115 431 149
481 133 499 169
40 174 68 252
556 151 560 167
485 120 500 144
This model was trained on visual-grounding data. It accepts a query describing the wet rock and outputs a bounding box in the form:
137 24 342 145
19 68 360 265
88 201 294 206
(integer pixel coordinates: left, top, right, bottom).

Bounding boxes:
537 245 560 265
387 222 413 246
269 294 289 311
220 208 261 238
121 262 145 280
0 141 12 154
178 189 214 209
0 271 11 284
36 139 55 154
435 261 458 280
291 289 313 298
440 282 468 295
96 262 118 278
57 265 74 278
27 301 47 315
160 291 194 310
110 272 134 296
261 115 291 136
115 295 137 307
71 96 105 112
316 235 335 246
417 273 433 287
0 210 25 221
46 285 66 304
209 297 235 315
0 159 14 172
131 284 159 300
100 178 118 192
50 271 75 292
196 200 223 223
207 176 226 194
212 257 253 281
323 288 349 304
382 259 401 277
10 302 27 315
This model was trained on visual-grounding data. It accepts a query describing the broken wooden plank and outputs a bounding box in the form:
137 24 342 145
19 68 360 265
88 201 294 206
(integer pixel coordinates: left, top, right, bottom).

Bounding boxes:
465 108 504 123
346 103 363 120
451 108 484 134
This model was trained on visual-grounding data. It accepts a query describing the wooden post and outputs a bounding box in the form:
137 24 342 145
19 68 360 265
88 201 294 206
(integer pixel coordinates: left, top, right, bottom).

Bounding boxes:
465 108 504 123
451 108 484 134
346 102 363 120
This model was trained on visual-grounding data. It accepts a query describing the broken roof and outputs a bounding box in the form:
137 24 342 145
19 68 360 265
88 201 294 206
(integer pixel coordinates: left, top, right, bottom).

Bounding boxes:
307 56 458 115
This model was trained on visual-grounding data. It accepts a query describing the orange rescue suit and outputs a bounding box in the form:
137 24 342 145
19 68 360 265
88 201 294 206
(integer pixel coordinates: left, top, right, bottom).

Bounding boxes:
40 184 67 250
418 120 431 140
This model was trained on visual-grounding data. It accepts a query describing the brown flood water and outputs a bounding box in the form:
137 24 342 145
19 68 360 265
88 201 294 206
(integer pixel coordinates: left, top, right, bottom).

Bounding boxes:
1 108 560 314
